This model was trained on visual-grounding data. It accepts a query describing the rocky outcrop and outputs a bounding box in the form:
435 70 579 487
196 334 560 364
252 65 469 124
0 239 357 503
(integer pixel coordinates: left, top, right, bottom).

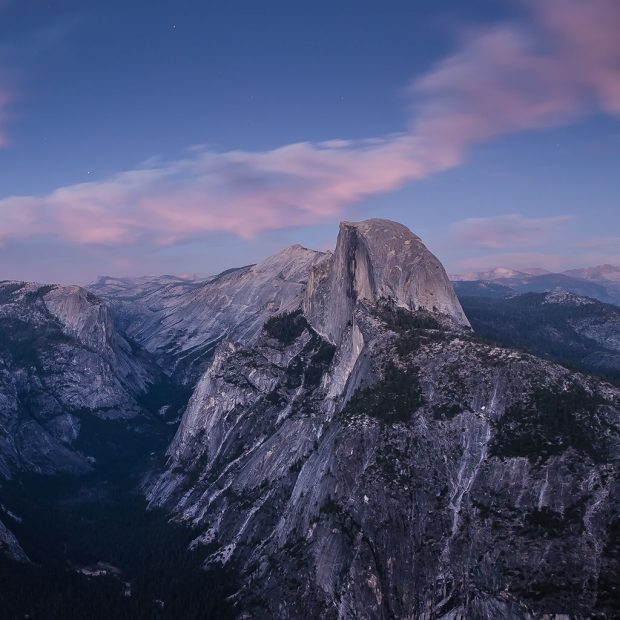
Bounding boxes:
304 219 469 344
149 303 620 619
0 281 159 480
148 220 620 619
90 245 326 384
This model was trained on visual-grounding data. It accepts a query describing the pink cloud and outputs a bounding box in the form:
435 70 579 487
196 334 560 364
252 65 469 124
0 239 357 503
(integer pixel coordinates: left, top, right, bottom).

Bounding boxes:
530 0 620 115
411 0 620 154
576 237 620 252
451 214 574 250
0 136 457 246
1 0 620 247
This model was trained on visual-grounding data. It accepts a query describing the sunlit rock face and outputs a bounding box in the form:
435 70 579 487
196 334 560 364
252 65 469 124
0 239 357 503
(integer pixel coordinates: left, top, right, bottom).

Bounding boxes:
90 245 326 384
0 281 158 480
304 219 469 345
148 220 620 619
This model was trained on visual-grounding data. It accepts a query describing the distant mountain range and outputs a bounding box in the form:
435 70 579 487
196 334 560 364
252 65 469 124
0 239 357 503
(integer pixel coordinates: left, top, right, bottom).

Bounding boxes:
451 264 620 305
457 290 620 384
451 264 620 282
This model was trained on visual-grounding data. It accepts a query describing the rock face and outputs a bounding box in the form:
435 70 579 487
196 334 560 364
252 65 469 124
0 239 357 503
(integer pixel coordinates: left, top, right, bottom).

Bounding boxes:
148 220 620 619
0 516 27 563
0 281 158 480
2 218 619 616
90 245 325 384
304 219 469 344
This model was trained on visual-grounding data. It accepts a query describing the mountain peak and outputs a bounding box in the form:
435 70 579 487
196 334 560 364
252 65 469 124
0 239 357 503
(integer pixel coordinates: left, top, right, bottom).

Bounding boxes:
564 264 620 282
250 244 325 280
304 218 469 343
340 218 422 240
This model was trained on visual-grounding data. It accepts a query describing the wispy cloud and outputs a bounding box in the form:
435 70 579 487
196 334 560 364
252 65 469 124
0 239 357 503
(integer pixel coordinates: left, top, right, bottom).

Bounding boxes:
573 238 620 268
577 237 620 252
1 0 620 247
0 2 83 149
410 0 620 156
451 214 574 249
0 137 444 245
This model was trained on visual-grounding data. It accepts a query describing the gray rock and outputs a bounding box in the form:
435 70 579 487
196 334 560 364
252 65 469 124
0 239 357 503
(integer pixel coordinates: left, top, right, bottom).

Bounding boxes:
304 219 469 344
148 220 620 619
90 245 326 384
0 281 159 480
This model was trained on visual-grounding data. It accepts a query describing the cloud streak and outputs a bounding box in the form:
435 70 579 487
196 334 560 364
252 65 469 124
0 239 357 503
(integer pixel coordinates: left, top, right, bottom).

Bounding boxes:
0 136 447 246
577 237 620 252
1 0 620 248
410 0 620 154
451 214 574 249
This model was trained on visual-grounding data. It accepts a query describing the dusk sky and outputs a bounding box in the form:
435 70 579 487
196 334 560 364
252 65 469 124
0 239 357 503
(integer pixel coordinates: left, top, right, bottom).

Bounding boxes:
1 0 619 284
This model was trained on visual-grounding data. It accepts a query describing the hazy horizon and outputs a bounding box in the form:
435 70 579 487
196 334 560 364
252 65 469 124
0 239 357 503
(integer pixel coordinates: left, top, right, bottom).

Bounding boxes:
2 215 620 287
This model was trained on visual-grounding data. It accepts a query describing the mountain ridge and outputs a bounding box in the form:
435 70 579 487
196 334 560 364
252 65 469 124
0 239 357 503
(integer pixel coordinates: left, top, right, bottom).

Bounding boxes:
452 263 620 283
452 266 620 306
88 245 327 385
1 220 619 618
146 220 620 619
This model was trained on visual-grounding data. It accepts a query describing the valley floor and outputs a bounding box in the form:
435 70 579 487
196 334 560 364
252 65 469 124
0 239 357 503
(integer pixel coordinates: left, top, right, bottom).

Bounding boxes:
0 414 235 619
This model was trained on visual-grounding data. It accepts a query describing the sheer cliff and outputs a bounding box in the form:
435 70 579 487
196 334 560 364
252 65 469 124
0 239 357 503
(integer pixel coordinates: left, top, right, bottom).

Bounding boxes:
148 220 620 619
304 219 469 345
2 220 619 617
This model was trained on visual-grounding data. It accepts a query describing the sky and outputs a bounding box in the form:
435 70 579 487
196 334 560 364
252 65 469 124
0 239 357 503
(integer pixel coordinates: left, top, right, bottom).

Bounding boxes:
0 0 619 284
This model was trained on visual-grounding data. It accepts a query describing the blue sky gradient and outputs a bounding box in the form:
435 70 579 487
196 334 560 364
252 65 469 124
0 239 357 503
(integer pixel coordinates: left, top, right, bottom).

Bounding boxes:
0 0 619 283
